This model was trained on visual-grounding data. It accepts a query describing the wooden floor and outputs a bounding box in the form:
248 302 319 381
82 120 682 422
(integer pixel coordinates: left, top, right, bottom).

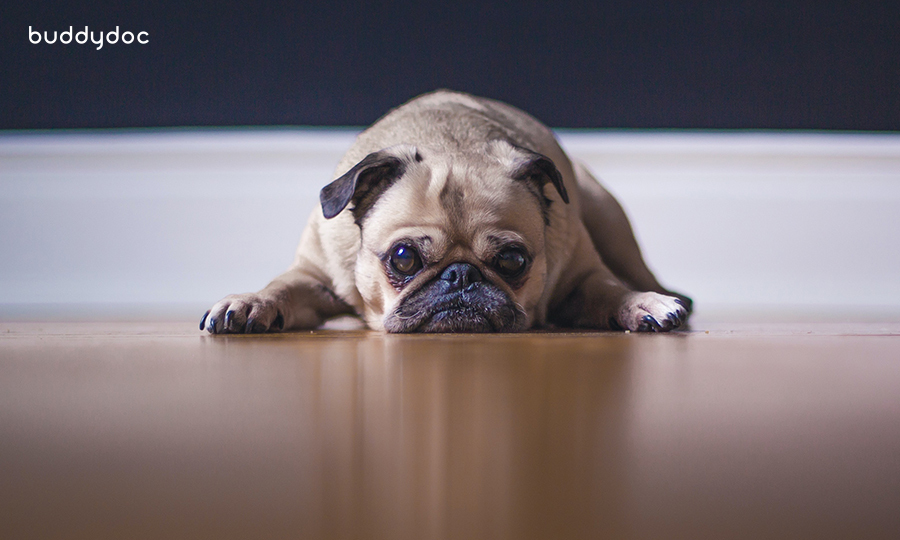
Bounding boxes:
2 318 899 539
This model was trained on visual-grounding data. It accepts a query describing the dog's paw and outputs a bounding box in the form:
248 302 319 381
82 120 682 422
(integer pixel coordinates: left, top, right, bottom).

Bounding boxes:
200 293 285 334
614 292 688 332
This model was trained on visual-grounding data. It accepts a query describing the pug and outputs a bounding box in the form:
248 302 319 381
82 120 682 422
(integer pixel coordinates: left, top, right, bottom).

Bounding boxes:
201 90 691 334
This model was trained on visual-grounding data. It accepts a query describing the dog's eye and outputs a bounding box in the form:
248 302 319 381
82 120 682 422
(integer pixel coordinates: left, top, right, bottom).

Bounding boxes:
389 244 422 275
494 248 527 278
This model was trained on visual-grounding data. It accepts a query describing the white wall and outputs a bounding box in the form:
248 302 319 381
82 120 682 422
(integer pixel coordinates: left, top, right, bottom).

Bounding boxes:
1 129 898 317
563 132 900 313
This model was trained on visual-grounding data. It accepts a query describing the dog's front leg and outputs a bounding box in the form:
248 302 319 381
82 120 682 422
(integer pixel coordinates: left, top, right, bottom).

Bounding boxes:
551 269 689 332
200 268 353 334
549 231 689 332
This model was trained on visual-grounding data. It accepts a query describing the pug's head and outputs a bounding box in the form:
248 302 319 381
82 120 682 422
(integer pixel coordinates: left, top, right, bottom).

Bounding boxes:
319 140 569 332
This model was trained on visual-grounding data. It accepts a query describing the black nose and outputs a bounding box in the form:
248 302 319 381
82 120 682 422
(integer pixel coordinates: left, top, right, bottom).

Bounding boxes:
440 262 482 291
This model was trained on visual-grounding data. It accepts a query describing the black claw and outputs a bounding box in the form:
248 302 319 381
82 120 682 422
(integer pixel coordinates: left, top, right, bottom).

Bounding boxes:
245 317 256 334
668 311 682 326
640 315 661 332
200 310 210 330
225 310 235 330
208 317 218 334
675 296 694 313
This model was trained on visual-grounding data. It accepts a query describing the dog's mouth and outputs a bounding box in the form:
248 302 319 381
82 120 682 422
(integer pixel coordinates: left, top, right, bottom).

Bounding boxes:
383 285 526 333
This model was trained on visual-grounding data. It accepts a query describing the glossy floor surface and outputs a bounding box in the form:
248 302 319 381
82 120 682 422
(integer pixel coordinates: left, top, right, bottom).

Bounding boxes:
2 320 899 539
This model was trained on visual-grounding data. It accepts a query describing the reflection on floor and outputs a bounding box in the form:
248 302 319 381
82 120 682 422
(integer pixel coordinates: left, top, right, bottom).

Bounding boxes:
1 317 899 539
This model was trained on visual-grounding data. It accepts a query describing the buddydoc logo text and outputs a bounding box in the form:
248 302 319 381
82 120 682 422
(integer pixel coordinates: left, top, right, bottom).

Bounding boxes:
29 26 149 50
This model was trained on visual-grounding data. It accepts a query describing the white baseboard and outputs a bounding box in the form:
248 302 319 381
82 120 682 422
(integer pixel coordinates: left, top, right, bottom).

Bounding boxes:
1 128 898 313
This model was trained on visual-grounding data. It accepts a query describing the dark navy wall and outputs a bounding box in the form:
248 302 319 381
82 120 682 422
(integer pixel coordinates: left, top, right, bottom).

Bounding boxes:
2 1 898 130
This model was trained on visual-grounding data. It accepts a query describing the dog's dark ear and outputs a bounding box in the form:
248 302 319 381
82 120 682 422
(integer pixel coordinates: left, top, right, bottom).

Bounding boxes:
320 147 418 220
512 151 569 205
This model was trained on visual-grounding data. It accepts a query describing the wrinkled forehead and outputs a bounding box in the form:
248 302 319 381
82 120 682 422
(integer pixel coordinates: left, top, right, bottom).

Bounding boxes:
362 158 545 253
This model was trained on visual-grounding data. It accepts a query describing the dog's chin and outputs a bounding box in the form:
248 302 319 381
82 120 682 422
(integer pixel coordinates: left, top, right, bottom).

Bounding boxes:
417 308 496 333
383 282 527 334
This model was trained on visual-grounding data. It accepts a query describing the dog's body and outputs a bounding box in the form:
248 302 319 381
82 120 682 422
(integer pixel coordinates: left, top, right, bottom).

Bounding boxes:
202 90 690 334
